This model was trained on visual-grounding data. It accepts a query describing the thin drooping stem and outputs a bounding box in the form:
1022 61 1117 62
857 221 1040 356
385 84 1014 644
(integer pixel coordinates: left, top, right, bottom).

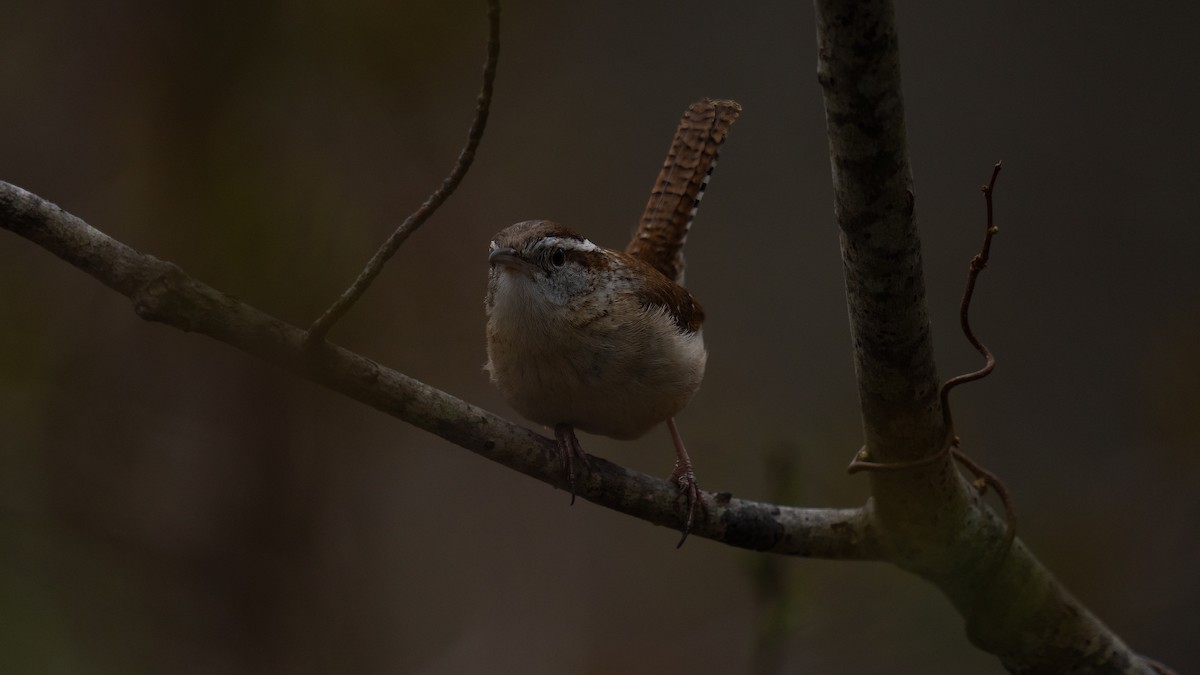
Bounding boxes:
305 0 501 345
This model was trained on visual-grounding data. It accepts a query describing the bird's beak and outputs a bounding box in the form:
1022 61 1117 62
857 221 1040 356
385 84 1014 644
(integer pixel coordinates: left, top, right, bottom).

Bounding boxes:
488 246 537 275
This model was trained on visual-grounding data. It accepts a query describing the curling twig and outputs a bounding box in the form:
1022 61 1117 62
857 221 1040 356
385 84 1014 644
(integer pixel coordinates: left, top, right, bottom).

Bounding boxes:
305 0 501 345
939 162 1003 428
938 161 1017 552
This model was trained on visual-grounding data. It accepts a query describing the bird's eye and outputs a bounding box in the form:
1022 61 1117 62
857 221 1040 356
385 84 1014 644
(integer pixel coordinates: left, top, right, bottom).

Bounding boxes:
549 248 567 267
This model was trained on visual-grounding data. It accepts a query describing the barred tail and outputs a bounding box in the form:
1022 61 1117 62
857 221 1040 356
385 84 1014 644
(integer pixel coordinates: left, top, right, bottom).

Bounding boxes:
627 98 741 284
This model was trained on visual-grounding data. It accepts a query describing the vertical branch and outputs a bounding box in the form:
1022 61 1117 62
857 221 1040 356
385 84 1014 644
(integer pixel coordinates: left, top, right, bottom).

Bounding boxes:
305 0 500 345
814 0 945 464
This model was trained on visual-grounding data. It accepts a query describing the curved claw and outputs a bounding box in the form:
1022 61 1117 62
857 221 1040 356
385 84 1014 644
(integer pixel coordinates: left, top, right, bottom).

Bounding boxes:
672 467 703 548
666 417 703 547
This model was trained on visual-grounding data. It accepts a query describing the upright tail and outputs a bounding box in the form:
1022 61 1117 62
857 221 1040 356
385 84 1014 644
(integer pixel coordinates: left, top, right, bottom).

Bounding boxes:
627 99 741 285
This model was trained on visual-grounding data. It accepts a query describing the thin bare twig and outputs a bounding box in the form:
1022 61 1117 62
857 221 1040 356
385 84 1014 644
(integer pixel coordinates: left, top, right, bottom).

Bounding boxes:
305 0 501 345
845 435 952 473
935 161 1018 553
938 161 1003 425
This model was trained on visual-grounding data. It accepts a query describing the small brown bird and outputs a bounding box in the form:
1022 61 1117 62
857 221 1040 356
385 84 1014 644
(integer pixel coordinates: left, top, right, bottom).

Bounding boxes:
484 100 740 544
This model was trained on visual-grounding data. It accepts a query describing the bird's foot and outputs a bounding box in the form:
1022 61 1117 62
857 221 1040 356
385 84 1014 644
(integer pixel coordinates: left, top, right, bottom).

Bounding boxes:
668 458 703 548
554 423 590 505
665 418 704 547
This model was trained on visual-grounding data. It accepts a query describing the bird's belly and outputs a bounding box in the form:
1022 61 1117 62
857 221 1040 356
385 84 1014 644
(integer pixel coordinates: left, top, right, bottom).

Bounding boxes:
487 314 706 439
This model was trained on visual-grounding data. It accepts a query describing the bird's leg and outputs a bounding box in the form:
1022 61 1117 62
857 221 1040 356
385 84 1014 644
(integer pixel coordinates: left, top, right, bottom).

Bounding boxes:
554 423 590 505
666 417 702 547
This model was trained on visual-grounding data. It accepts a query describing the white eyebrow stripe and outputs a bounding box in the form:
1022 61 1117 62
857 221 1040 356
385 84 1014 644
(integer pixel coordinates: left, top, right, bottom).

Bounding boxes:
539 236 598 253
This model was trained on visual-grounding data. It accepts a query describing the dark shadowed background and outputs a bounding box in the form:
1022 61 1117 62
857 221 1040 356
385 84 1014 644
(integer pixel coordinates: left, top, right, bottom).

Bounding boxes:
2 1 1197 673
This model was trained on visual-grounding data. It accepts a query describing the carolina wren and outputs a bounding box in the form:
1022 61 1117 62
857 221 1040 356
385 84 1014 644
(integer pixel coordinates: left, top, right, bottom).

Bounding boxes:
484 99 740 544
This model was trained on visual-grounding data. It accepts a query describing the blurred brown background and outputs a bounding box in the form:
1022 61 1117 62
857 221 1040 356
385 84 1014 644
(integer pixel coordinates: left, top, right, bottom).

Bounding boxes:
2 1 1197 673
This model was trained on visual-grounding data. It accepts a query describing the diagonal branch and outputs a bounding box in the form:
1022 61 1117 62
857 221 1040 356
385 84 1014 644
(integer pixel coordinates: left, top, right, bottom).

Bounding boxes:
0 179 878 561
305 0 501 345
